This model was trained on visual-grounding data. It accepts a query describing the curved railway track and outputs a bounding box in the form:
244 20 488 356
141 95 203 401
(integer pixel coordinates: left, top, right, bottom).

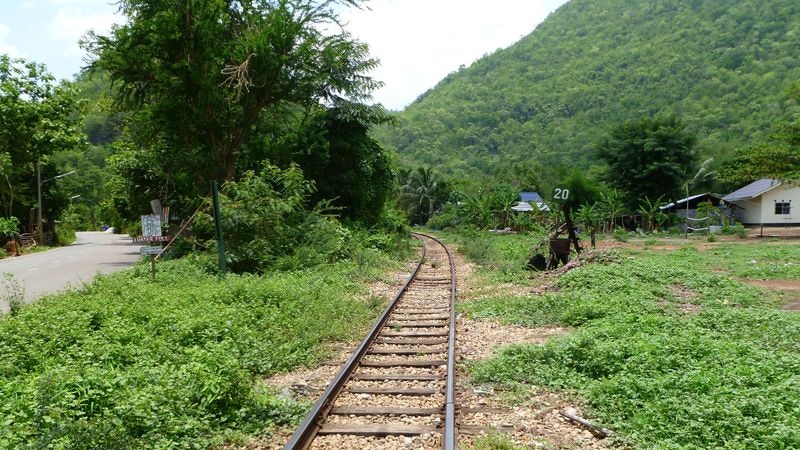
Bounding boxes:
285 233 458 450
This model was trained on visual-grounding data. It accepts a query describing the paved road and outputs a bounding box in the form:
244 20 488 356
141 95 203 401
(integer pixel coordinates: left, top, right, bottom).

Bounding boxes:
0 231 141 312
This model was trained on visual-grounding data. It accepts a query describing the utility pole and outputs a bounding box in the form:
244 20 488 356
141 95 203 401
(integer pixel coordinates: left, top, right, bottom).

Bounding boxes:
36 161 42 243
36 166 76 245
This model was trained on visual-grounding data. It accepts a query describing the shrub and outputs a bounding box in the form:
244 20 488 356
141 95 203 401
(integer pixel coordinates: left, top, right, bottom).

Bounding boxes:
56 227 76 246
732 223 747 238
0 216 20 239
426 204 461 230
59 204 96 231
194 163 355 273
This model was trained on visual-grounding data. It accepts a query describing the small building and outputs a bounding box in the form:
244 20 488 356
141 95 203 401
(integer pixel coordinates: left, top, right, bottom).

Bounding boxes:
660 193 725 217
660 193 730 231
512 192 550 212
722 179 798 225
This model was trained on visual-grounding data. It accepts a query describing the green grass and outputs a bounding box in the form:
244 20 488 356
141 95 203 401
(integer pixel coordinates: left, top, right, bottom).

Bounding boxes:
0 246 405 449
459 233 800 449
468 433 542 449
437 229 545 284
706 241 800 280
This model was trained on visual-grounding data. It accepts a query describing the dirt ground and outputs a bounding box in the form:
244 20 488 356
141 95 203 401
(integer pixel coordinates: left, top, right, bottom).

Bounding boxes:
740 278 800 311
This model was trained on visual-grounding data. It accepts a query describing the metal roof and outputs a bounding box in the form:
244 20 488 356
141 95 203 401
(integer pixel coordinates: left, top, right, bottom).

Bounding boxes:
722 179 781 202
660 193 723 210
511 201 551 212
511 201 534 212
520 192 543 202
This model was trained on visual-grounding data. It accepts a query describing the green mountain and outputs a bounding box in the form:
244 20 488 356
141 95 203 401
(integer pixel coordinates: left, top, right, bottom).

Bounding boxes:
376 0 800 178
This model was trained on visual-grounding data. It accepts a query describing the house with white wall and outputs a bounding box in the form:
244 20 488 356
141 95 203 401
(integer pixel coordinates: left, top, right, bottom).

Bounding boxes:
722 179 799 225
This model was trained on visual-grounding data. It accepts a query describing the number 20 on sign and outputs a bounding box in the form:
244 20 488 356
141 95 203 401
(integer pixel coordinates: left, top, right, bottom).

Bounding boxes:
554 187 570 201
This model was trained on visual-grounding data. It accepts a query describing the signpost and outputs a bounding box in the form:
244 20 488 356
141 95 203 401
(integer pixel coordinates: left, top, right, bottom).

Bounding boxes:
132 235 171 244
138 214 164 279
140 246 163 255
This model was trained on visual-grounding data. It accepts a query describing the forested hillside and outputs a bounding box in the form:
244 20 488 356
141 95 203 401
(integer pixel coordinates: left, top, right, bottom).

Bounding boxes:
376 0 800 178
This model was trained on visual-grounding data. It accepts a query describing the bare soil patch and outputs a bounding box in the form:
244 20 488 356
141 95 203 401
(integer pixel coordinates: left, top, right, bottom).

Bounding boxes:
457 384 612 450
657 285 703 315
671 284 699 300
739 278 800 311
750 226 800 238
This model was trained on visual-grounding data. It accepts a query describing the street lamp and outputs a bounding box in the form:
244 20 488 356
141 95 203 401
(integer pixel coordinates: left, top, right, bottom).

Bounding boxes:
36 162 76 243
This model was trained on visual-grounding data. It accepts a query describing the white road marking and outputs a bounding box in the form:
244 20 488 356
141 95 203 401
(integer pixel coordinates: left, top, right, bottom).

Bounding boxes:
28 268 39 272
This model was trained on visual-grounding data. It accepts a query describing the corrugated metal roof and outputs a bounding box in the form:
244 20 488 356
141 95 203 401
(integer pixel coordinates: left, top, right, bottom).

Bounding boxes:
511 201 534 212
660 193 723 210
722 179 781 201
511 201 551 212
520 192 543 202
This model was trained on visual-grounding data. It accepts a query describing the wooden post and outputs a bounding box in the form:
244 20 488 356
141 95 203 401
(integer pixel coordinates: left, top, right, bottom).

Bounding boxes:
563 204 581 255
151 254 156 280
211 181 227 277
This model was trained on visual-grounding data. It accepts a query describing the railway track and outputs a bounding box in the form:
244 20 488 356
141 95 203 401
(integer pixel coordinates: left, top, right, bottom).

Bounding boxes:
285 233 458 450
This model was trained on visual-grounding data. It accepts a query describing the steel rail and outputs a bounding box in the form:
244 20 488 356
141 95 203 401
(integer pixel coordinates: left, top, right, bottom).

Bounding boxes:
284 234 428 450
416 232 458 450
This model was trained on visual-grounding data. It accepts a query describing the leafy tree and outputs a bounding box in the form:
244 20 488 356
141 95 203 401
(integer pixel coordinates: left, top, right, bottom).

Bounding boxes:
718 84 800 187
696 200 722 228
86 0 381 214
193 162 351 272
718 145 800 188
0 55 86 223
458 183 520 230
275 105 394 224
638 196 667 232
397 167 451 225
553 169 603 212
597 115 696 208
575 202 603 248
600 189 625 230
487 183 519 229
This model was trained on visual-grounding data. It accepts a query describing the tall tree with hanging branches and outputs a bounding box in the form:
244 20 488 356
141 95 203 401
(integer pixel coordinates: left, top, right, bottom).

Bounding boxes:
86 0 383 212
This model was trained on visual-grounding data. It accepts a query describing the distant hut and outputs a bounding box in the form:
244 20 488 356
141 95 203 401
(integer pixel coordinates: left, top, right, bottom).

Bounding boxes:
660 193 729 230
512 192 550 212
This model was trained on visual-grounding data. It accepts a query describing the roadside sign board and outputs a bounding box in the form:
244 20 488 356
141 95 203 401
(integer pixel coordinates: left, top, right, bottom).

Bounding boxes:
141 214 162 237
132 235 171 244
140 246 162 255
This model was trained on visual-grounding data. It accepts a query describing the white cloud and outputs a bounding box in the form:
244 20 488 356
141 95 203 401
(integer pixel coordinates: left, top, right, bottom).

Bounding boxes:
48 7 120 57
0 23 22 58
342 0 568 109
23 0 117 7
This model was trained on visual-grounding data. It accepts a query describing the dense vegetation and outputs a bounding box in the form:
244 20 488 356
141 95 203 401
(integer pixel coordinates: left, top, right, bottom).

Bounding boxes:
0 237 410 448
376 0 800 187
451 232 800 449
86 0 392 225
0 56 86 235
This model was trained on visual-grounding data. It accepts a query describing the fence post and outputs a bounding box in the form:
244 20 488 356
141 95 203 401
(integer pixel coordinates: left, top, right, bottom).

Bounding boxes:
211 181 227 277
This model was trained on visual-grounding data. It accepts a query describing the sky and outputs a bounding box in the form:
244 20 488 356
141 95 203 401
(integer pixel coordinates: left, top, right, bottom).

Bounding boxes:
0 0 569 110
